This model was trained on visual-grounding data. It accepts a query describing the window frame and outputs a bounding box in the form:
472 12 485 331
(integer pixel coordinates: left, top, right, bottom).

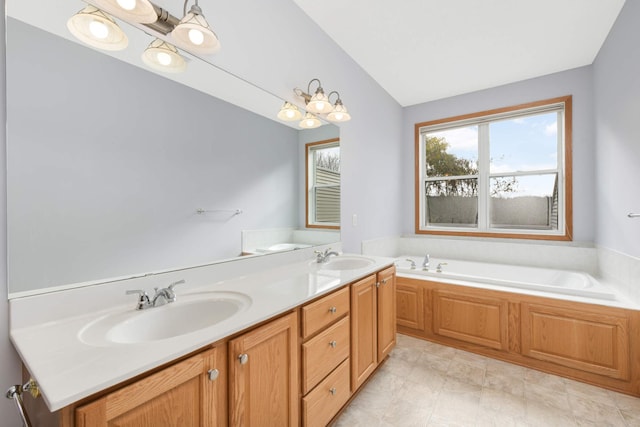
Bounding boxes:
414 96 573 241
306 138 340 230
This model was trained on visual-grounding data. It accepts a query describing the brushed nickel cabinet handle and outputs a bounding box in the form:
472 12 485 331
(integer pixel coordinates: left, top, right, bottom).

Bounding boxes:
328 306 337 313
329 340 337 348
238 354 249 365
208 369 219 381
329 387 337 395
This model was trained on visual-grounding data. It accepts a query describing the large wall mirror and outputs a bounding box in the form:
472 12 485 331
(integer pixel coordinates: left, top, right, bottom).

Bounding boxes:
6 1 340 297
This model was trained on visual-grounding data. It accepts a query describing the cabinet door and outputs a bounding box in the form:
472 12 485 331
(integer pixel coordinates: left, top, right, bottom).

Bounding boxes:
433 290 508 351
377 267 396 361
75 346 226 427
229 312 298 427
350 275 377 391
396 279 425 333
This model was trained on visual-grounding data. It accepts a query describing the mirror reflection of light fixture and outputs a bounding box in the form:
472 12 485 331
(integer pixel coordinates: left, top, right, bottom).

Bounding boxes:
277 102 303 121
171 1 221 54
304 79 330 113
299 112 322 129
91 0 158 24
66 5 129 51
142 38 187 73
326 91 351 123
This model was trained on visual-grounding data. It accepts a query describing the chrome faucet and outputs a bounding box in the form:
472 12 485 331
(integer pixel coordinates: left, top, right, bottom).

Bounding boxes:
422 254 430 270
406 258 416 269
436 263 448 273
315 248 339 263
126 279 185 310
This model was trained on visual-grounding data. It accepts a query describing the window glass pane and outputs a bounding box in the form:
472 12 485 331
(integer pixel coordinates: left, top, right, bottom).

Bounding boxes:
425 178 478 227
490 174 558 230
314 186 340 223
308 143 340 226
489 112 558 174
425 126 478 177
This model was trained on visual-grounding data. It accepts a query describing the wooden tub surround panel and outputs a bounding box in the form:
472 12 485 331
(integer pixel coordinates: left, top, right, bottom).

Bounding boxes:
396 276 640 397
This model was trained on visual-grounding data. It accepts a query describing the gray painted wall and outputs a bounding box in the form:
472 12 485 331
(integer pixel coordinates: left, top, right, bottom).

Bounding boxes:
593 0 640 258
402 66 596 243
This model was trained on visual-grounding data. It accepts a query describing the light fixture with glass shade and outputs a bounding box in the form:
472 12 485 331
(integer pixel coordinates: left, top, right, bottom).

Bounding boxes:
326 91 351 122
66 5 128 51
277 102 303 121
299 112 322 129
142 38 187 73
171 0 221 55
303 79 331 113
91 0 158 24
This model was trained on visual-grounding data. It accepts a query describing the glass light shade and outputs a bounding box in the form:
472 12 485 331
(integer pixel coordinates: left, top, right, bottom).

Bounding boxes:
326 100 351 122
141 39 187 73
299 113 322 129
171 6 220 55
92 0 157 24
67 6 128 51
306 88 331 113
277 102 303 121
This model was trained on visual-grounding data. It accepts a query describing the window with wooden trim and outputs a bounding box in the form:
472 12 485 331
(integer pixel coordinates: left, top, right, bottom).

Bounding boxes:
306 138 340 229
415 96 572 240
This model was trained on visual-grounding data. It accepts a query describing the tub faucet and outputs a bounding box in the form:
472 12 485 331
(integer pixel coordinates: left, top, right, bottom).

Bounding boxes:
436 263 448 273
406 259 416 269
422 254 430 270
315 248 339 263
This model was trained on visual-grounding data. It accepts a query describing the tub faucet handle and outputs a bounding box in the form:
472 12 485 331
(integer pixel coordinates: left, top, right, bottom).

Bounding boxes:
436 262 448 273
406 258 416 269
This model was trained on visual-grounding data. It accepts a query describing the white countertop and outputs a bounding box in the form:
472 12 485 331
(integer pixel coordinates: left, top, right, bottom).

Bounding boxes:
9 253 394 411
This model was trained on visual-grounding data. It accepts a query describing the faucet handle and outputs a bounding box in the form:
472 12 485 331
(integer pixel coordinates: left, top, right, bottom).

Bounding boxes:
168 279 185 291
126 289 150 310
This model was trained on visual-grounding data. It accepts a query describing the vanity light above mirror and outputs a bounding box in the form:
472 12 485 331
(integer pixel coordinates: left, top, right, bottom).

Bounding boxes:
277 78 352 128
67 0 220 73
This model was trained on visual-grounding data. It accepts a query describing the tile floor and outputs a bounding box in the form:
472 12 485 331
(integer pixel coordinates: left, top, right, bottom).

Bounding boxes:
334 334 640 426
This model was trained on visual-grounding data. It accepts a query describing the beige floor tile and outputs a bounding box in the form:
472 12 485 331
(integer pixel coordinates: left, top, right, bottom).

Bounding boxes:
445 359 486 387
524 381 571 411
483 370 525 397
335 335 628 427
568 394 627 427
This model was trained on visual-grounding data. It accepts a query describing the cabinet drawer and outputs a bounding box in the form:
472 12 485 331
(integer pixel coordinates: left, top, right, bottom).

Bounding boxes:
301 287 350 339
302 316 350 394
302 358 351 427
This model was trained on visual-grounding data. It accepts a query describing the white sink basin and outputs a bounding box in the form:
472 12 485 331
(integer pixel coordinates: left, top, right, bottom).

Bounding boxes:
320 256 376 271
79 292 251 346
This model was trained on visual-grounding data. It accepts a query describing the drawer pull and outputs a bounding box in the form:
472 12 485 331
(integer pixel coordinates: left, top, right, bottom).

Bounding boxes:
329 387 337 395
207 369 219 381
329 340 337 348
238 353 249 365
380 278 388 285
328 306 337 314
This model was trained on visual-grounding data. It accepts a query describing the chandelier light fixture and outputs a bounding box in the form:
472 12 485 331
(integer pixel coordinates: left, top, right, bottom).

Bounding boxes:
67 0 221 73
277 78 351 128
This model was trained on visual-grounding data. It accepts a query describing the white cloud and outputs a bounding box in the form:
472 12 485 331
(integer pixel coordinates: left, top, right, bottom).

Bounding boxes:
429 127 477 151
512 118 525 124
544 121 557 136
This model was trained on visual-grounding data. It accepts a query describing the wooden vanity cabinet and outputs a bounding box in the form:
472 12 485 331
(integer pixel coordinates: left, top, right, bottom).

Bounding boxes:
228 312 299 427
72 345 227 427
300 287 351 427
350 267 397 391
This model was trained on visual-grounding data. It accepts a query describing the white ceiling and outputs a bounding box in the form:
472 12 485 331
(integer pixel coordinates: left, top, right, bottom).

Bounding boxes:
293 0 626 106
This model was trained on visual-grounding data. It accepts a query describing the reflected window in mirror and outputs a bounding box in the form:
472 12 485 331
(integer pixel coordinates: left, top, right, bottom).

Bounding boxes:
306 138 340 229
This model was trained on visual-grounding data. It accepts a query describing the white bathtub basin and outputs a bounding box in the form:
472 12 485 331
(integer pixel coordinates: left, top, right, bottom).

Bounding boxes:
79 291 252 346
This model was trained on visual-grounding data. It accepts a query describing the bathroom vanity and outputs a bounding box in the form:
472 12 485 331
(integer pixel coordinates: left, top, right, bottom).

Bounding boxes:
9 255 396 426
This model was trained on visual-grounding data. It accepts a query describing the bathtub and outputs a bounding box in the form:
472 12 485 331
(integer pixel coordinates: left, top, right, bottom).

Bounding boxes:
395 257 619 301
